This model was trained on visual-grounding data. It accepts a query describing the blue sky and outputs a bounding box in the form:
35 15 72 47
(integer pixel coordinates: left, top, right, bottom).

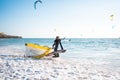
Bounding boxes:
0 0 120 38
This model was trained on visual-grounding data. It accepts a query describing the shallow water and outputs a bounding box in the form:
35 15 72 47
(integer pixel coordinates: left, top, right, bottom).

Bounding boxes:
0 38 120 70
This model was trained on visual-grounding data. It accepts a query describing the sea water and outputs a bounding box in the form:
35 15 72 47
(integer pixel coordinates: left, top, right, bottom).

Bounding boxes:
0 38 120 70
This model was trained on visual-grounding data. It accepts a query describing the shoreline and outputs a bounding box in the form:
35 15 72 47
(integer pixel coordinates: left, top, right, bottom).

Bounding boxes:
0 38 120 80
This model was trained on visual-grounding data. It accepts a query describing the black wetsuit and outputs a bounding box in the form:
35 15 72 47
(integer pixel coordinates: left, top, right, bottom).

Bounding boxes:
53 39 63 52
52 39 63 57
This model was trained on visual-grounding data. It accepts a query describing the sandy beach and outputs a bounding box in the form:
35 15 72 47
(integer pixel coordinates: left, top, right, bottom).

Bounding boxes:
0 56 120 80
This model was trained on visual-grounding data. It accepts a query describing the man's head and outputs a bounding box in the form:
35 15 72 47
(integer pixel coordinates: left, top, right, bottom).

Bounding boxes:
56 36 60 39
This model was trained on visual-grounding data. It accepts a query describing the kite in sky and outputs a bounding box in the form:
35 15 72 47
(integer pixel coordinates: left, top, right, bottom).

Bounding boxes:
34 0 42 9
109 14 116 29
110 14 114 21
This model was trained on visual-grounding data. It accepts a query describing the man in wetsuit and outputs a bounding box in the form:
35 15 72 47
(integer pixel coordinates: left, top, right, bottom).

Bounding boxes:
52 36 64 57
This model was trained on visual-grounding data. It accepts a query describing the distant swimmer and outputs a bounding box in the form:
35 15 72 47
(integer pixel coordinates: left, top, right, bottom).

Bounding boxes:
69 39 71 42
63 38 71 42
34 0 42 9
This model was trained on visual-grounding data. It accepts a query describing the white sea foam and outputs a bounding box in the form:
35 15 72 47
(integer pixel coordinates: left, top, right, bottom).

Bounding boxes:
0 56 120 80
0 38 120 80
0 46 25 56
